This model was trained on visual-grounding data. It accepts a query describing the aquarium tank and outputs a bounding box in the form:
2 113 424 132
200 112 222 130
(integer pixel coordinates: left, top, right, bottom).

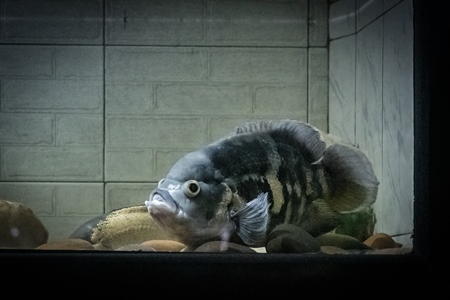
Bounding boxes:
0 0 447 293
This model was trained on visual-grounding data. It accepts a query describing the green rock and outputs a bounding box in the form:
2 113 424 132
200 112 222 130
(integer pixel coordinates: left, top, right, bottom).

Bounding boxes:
334 207 376 241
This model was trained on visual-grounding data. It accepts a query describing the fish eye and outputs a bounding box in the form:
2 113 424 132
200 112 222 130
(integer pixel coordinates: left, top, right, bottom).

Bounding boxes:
183 180 200 197
157 178 165 187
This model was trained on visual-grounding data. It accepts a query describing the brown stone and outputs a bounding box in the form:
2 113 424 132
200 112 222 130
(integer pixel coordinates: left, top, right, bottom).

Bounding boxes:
140 240 186 252
36 238 95 250
0 200 49 249
363 233 402 249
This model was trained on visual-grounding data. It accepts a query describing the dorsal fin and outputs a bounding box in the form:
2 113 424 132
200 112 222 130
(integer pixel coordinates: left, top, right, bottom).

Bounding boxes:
234 119 326 163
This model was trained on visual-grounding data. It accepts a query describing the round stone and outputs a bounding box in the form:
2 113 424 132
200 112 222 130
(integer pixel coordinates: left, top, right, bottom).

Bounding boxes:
266 224 321 253
0 200 49 249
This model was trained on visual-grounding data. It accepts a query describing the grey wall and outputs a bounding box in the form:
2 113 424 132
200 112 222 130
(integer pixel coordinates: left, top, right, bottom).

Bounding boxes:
0 0 330 242
329 0 413 247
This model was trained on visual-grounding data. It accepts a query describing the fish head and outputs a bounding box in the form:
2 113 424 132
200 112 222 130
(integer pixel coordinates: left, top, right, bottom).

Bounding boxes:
145 151 236 246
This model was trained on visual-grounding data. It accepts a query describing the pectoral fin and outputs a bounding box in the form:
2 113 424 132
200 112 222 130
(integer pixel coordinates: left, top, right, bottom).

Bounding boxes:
230 193 269 247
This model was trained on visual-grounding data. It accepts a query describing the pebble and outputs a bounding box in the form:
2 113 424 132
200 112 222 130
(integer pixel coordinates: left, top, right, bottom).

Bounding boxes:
266 224 321 253
363 233 402 249
140 240 186 252
35 238 95 250
320 246 351 254
316 233 372 250
115 243 156 251
251 247 267 253
369 247 413 255
193 241 257 253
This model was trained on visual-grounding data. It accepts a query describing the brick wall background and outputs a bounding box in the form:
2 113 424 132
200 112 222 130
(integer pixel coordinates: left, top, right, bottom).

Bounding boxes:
0 0 329 241
0 0 413 247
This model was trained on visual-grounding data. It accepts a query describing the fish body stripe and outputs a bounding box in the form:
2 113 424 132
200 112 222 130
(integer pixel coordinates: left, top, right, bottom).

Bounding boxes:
266 174 283 213
214 136 331 230
265 163 328 229
207 134 272 179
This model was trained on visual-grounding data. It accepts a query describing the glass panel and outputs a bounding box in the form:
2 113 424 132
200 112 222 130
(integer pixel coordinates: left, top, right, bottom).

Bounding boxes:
0 0 413 256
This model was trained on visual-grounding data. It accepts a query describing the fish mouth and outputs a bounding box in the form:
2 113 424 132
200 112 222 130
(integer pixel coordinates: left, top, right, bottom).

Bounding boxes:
145 189 196 241
145 188 234 246
145 190 182 218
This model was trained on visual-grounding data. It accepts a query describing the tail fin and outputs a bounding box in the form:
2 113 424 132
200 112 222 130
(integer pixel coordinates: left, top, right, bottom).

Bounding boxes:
321 144 379 212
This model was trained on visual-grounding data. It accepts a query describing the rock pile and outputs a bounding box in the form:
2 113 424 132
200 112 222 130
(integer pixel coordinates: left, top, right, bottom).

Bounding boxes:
1 200 412 254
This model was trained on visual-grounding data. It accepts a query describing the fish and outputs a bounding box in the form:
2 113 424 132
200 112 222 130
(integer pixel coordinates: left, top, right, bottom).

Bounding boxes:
145 119 379 249
69 205 170 250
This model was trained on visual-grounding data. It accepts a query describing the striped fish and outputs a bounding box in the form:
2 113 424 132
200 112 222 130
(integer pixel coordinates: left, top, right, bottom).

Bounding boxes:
145 120 379 249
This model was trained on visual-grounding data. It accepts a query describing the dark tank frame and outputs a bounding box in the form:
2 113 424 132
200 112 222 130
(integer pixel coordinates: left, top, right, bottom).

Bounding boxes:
1 1 448 294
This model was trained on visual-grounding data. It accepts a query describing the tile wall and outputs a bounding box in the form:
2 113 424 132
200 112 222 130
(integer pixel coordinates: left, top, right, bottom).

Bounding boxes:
329 0 413 247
